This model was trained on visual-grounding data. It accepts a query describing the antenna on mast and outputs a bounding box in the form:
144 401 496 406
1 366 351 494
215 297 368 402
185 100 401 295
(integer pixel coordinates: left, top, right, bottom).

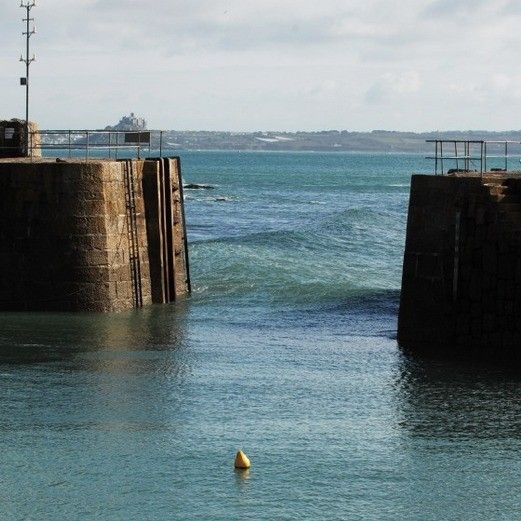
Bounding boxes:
20 1 36 157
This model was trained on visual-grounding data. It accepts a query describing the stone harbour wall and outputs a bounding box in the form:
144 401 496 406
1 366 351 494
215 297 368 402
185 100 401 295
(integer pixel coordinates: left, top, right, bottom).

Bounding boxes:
398 173 521 363
0 157 189 312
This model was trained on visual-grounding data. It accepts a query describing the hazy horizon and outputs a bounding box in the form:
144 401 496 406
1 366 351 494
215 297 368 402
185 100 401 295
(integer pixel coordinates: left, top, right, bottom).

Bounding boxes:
1 0 521 132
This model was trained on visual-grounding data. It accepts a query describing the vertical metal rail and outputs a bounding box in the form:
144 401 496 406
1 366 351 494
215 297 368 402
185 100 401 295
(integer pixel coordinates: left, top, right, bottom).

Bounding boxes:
158 158 171 302
435 140 438 175
454 142 459 172
505 142 508 172
161 158 176 302
440 141 445 175
480 142 484 180
176 157 192 294
123 160 143 308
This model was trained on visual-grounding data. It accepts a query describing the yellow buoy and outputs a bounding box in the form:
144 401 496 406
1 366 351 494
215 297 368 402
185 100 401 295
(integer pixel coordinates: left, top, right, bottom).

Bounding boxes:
234 450 251 469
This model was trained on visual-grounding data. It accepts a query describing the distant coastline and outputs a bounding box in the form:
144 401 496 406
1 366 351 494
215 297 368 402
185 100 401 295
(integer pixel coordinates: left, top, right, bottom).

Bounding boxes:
102 115 521 153
157 129 521 153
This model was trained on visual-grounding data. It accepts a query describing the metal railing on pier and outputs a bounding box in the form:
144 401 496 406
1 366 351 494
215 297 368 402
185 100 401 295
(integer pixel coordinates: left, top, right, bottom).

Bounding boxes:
23 129 166 160
427 139 521 178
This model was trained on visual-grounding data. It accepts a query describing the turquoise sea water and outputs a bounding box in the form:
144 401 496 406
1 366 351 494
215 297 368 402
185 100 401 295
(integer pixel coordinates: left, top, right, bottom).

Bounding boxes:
1 152 521 520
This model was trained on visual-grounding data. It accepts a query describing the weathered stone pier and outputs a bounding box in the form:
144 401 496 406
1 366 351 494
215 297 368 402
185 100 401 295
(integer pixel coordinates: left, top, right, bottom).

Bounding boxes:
398 170 521 362
0 156 190 312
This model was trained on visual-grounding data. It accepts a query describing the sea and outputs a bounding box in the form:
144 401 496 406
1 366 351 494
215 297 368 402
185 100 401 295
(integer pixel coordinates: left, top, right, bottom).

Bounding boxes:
0 151 520 520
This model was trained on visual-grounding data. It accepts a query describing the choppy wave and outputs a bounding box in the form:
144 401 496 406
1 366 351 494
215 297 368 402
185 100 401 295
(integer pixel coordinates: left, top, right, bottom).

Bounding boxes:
183 151 412 311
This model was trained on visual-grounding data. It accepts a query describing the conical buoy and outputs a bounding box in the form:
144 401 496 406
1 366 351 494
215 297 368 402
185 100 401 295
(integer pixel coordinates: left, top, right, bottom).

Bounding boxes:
234 450 251 469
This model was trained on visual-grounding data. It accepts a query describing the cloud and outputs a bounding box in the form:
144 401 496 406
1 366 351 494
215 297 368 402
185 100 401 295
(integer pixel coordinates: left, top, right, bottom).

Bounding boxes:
423 0 488 17
365 72 422 104
1 0 521 131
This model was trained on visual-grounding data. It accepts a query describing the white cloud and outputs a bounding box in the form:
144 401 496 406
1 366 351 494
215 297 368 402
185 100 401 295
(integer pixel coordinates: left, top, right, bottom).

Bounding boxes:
0 0 520 131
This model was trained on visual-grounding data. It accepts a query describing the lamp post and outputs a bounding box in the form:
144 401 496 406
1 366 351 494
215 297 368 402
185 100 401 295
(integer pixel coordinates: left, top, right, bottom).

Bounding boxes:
20 1 36 157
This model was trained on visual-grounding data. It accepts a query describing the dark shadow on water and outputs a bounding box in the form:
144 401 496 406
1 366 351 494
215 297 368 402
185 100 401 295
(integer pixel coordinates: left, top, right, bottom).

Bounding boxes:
399 339 521 372
396 349 521 440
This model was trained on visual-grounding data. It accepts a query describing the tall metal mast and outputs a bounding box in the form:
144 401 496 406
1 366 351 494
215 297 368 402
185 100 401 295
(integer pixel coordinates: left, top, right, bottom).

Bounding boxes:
20 1 36 156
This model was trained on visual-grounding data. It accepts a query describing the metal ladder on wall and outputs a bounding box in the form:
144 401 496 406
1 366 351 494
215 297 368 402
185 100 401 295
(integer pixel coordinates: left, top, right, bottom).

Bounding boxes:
123 160 143 308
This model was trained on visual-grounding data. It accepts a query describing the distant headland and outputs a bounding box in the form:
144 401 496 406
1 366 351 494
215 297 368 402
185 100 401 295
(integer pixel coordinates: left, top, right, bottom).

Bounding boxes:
158 129 521 154
105 115 521 153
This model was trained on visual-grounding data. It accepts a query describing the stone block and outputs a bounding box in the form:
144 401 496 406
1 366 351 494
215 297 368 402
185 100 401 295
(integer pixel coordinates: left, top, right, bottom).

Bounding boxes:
0 157 188 312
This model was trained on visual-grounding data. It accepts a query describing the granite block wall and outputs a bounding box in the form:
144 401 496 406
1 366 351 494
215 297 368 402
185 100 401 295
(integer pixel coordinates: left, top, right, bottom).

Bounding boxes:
398 173 521 362
0 157 189 312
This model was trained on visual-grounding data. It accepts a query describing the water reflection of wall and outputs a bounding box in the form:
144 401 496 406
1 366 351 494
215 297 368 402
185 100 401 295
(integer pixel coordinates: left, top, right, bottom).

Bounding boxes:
395 353 521 440
0 305 195 512
385 353 521 519
0 305 193 432
0 304 190 370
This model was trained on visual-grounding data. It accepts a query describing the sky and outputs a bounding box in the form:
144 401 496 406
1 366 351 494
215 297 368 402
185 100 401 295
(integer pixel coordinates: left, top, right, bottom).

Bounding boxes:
1 0 521 131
